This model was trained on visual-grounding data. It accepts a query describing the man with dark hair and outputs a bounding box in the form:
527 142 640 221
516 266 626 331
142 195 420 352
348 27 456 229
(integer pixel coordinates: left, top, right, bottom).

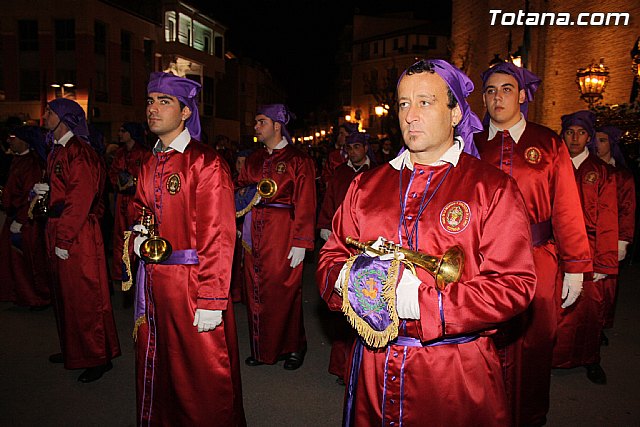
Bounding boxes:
321 122 358 189
317 59 536 426
475 62 592 426
129 72 245 425
34 98 121 383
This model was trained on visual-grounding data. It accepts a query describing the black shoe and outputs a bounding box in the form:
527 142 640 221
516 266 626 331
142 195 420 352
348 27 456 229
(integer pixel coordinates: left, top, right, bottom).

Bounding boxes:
283 351 305 370
586 363 607 384
77 361 113 383
600 331 609 346
245 356 264 366
48 353 64 364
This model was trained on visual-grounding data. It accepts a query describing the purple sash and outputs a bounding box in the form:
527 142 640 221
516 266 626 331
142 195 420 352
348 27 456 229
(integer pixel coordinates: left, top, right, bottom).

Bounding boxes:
134 249 199 322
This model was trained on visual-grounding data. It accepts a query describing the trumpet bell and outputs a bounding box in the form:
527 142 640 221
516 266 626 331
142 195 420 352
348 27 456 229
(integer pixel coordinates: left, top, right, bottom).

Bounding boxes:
434 245 464 290
140 236 173 264
257 178 277 198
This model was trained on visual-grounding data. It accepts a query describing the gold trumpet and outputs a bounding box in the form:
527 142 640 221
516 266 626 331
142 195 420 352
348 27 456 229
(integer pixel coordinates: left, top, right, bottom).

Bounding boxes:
257 178 277 198
345 236 464 290
32 190 50 219
139 207 173 264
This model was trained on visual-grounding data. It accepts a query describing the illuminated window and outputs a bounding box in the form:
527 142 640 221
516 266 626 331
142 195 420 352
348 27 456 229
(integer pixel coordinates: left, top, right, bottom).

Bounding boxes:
178 13 192 45
165 11 176 42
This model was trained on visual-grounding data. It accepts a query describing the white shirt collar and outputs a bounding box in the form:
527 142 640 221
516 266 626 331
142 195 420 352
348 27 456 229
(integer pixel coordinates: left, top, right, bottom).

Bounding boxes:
153 128 191 154
347 156 371 172
266 138 288 154
56 131 74 147
389 136 464 171
607 157 616 167
571 147 589 169
488 113 527 143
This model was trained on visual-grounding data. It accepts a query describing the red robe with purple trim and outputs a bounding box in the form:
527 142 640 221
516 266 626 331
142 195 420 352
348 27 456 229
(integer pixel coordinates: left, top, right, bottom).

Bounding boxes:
131 139 245 426
107 142 150 280
0 151 50 306
45 137 121 370
603 164 636 328
553 152 618 368
475 123 592 425
316 153 536 427
237 143 316 363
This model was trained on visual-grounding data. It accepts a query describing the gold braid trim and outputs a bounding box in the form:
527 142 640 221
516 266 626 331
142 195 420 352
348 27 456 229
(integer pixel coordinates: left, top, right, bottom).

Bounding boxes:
241 239 252 255
235 191 261 218
132 315 146 341
341 256 400 349
121 230 134 291
27 196 39 220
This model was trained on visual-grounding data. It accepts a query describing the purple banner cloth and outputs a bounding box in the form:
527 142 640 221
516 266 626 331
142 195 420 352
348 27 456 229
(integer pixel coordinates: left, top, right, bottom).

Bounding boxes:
347 255 395 333
134 249 199 322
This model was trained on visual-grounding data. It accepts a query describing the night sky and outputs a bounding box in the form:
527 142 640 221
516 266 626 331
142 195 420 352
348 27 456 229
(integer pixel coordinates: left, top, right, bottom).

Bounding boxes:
195 1 452 119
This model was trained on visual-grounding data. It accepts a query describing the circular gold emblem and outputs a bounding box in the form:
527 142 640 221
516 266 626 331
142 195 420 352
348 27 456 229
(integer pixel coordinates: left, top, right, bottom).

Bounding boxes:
584 171 599 184
166 173 181 195
276 162 287 174
54 162 63 176
524 147 542 164
440 201 471 234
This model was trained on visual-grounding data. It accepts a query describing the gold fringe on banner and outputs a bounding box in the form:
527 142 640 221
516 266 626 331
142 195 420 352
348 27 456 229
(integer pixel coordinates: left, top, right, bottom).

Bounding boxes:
235 191 261 218
121 231 133 291
341 255 400 349
133 315 146 341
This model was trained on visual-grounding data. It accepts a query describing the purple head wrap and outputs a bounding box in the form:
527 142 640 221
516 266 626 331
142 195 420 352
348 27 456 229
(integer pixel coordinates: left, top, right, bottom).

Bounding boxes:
561 110 596 143
340 122 359 135
147 72 202 141
256 104 296 144
14 125 46 161
48 98 90 142
398 59 482 159
593 125 627 167
346 131 377 166
481 62 542 123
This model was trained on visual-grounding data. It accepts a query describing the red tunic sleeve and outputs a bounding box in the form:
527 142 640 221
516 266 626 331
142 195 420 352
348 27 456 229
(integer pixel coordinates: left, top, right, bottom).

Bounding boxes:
615 167 636 243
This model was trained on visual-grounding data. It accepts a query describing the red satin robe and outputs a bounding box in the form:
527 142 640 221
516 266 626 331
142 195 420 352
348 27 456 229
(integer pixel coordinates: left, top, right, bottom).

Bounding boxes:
316 153 536 427
132 139 245 426
553 152 618 368
45 137 121 370
475 123 592 425
317 160 370 381
0 151 50 306
321 147 347 188
237 143 316 363
108 142 150 280
603 164 636 328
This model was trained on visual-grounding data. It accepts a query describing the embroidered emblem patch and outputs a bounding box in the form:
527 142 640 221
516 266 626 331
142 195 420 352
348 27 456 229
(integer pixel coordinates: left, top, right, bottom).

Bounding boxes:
440 201 471 233
54 162 63 176
276 162 287 174
524 147 542 164
584 171 599 184
166 173 181 195
353 268 387 314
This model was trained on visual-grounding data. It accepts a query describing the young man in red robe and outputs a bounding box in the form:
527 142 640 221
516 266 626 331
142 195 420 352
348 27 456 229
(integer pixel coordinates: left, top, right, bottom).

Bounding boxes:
553 111 619 385
0 126 50 308
237 104 317 370
475 62 592 427
317 59 536 426
129 72 245 426
593 126 636 337
34 98 121 382
317 131 374 383
107 122 150 282
321 122 358 190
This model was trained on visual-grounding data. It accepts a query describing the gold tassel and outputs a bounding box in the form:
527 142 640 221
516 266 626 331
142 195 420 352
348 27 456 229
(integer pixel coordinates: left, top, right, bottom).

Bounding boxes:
121 231 133 291
132 315 146 341
235 191 261 218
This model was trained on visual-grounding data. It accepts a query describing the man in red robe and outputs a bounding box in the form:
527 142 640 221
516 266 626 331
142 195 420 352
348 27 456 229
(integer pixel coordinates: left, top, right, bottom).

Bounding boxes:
237 104 316 370
317 131 374 383
0 126 50 308
34 98 121 382
107 122 150 282
475 62 592 427
321 122 358 190
553 111 619 385
316 59 536 426
129 72 245 426
593 126 636 335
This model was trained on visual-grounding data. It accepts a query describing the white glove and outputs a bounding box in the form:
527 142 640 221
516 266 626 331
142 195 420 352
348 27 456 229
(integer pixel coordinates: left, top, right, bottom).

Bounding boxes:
288 246 306 268
561 272 583 308
9 221 22 234
133 224 149 235
133 224 149 257
55 247 69 260
593 273 607 282
334 263 349 295
618 240 629 261
320 228 331 241
33 183 49 196
396 268 421 319
192 309 222 332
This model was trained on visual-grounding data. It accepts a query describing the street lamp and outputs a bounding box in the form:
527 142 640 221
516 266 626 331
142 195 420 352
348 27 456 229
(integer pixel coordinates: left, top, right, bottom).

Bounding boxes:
51 82 75 98
576 58 610 108
375 105 388 136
